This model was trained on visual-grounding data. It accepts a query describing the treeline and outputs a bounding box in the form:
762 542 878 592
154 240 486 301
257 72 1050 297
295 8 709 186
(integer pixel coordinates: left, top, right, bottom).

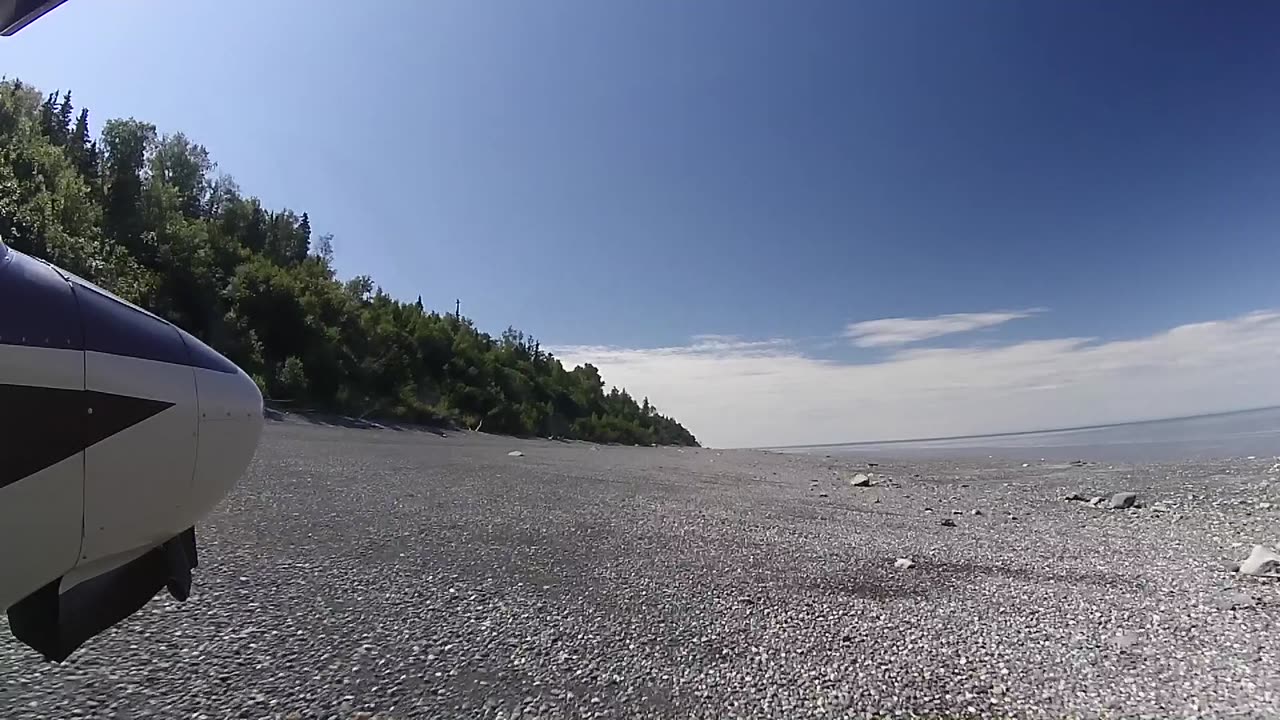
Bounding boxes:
0 79 698 447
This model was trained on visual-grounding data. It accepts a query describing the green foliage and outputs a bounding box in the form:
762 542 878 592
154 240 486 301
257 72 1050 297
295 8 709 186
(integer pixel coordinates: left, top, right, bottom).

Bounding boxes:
0 78 699 447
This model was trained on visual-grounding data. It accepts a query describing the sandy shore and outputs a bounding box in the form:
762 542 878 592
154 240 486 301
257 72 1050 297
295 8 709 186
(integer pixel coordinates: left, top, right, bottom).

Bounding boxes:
2 418 1278 719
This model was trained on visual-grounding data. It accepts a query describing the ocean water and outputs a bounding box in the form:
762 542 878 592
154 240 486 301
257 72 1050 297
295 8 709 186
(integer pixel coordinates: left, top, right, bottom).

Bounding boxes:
781 406 1280 463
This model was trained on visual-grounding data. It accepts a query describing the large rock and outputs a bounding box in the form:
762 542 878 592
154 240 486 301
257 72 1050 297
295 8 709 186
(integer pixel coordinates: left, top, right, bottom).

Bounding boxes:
1238 545 1280 577
1108 492 1138 509
849 473 872 487
894 558 914 569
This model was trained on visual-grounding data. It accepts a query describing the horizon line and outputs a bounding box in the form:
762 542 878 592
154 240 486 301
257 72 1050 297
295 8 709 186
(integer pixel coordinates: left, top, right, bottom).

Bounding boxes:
748 404 1280 451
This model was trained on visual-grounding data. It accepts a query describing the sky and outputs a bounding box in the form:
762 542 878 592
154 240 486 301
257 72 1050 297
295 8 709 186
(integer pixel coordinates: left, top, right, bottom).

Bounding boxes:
4 1 1280 447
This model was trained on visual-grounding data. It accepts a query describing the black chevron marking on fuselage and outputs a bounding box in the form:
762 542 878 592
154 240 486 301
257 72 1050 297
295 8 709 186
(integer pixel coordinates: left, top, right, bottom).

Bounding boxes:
0 384 175 490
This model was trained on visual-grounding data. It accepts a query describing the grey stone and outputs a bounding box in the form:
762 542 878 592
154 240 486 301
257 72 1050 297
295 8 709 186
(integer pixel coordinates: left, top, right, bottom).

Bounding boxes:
849 473 872 487
1238 545 1280 577
508 450 525 457
894 558 915 569
1108 492 1138 509
939 519 957 527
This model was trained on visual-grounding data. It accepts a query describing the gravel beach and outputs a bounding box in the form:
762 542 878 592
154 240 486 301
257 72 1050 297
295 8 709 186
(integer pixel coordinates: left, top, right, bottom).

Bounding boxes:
2 418 1278 719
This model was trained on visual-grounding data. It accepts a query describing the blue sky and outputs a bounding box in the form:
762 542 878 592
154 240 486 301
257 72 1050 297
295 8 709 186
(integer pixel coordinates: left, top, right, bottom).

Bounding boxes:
5 1 1280 445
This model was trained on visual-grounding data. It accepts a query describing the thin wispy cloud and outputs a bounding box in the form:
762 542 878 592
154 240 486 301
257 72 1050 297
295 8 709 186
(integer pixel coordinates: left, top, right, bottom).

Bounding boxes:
844 309 1044 348
552 310 1280 448
688 335 793 353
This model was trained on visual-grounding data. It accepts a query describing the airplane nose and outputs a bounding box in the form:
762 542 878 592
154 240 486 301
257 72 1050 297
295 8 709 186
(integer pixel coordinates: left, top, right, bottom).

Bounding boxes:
0 248 267 661
55 266 265 537
178 329 265 517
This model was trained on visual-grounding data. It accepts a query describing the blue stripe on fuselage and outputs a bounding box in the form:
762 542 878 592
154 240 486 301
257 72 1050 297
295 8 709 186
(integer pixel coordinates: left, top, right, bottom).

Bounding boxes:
0 249 236 374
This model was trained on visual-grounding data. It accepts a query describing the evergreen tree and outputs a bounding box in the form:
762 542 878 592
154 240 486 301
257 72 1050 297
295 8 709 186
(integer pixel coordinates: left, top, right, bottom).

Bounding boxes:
100 118 156 259
68 107 93 177
37 90 58 142
56 91 73 145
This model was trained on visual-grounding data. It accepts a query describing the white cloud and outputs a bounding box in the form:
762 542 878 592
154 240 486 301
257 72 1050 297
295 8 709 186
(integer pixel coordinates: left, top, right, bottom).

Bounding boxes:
844 309 1043 347
686 334 793 352
551 310 1280 448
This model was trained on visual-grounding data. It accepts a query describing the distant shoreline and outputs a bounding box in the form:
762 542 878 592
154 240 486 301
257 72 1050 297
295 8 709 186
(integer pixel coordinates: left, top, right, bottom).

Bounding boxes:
757 404 1280 451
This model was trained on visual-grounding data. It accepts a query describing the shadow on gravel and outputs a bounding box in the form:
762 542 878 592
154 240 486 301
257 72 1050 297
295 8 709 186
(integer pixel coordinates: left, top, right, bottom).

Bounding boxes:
264 407 450 436
926 560 1147 591
800 559 1149 598
787 559 1146 603
792 575 928 600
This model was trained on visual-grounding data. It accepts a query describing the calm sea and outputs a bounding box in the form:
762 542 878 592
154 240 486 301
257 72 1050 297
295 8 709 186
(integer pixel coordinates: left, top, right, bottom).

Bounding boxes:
779 406 1280 463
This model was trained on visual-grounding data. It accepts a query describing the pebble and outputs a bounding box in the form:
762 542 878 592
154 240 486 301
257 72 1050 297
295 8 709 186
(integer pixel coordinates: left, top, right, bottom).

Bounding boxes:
1109 631 1141 651
894 558 915 569
1108 492 1138 509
